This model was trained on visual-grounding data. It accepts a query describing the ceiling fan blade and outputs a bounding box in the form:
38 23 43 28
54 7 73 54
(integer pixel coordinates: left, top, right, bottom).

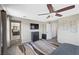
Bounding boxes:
56 5 75 13
38 13 51 16
38 4 55 16
55 13 62 17
47 4 55 13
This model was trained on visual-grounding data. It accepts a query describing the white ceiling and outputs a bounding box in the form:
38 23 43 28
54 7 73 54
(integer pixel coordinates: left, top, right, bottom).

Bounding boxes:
2 4 79 22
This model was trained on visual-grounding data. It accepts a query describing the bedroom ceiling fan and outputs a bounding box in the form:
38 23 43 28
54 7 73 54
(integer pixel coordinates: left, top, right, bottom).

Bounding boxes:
38 4 75 19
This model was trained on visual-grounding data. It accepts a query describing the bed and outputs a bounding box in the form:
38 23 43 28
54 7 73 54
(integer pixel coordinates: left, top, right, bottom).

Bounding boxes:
8 39 76 55
28 39 59 55
6 39 37 55
26 40 79 55
51 43 79 55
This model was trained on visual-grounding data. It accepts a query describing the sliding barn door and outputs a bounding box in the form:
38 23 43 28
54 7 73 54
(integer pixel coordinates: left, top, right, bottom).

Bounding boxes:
0 10 2 55
0 10 7 55
1 10 7 54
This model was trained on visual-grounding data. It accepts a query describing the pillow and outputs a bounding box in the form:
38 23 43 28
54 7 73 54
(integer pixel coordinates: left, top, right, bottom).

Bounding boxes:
46 39 60 47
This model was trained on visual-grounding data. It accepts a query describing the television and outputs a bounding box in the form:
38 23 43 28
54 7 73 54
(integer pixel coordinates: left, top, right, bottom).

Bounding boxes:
30 23 39 29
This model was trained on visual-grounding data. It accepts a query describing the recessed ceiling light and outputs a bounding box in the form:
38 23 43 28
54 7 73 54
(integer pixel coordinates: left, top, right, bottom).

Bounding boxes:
23 16 26 18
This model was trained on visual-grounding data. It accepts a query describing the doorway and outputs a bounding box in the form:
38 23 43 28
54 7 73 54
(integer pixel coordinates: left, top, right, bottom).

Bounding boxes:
10 20 21 45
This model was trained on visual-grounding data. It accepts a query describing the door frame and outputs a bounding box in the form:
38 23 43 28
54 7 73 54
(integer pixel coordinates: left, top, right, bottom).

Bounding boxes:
10 20 21 42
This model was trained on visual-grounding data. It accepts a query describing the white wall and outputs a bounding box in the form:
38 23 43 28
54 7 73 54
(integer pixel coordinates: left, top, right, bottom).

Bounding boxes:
46 21 58 40
58 14 79 46
21 20 45 43
7 16 10 47
46 23 52 39
7 16 45 44
7 14 79 46
21 21 31 43
51 21 58 38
